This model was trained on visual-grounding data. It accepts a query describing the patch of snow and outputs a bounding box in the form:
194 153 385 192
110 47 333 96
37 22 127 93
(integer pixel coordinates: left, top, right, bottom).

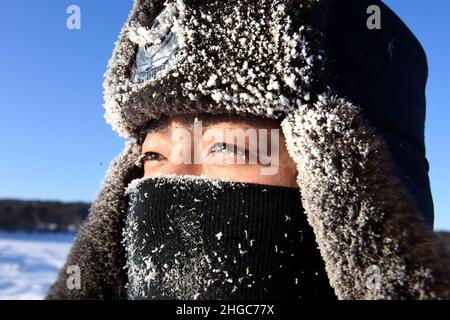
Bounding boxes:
0 232 74 300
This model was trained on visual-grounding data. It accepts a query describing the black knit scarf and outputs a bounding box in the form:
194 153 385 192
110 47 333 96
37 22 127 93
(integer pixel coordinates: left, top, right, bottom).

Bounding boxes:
123 176 336 300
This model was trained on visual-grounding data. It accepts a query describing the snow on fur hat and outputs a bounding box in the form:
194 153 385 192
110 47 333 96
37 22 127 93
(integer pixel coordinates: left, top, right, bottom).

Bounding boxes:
47 0 450 300
104 0 328 136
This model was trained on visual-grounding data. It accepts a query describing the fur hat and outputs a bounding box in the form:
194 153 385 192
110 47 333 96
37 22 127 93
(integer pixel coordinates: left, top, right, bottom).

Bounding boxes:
47 0 450 299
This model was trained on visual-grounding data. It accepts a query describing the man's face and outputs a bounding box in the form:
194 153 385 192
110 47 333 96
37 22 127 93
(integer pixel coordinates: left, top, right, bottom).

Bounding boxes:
140 114 298 187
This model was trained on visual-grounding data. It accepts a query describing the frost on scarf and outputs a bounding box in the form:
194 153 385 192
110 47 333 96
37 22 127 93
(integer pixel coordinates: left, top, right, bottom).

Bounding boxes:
122 175 239 299
103 0 326 138
121 175 335 300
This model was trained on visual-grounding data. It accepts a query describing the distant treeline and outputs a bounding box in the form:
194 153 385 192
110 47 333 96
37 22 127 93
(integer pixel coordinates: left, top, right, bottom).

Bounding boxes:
0 199 90 232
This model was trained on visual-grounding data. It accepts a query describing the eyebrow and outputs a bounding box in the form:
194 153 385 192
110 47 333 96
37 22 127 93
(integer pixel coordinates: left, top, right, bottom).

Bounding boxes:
143 118 171 134
149 113 274 130
143 114 237 134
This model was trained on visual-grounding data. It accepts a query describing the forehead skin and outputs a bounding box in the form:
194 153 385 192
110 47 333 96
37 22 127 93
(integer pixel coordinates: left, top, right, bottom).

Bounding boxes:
139 113 282 139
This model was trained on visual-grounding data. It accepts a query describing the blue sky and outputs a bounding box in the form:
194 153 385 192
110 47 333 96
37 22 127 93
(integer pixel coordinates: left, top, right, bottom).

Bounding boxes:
0 1 448 230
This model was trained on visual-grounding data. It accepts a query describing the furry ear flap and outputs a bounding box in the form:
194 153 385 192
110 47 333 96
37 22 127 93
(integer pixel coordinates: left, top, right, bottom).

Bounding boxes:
281 95 450 300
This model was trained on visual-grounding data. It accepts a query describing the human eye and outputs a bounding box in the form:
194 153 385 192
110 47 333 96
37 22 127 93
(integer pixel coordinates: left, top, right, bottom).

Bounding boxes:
142 151 167 163
209 143 248 157
206 142 251 165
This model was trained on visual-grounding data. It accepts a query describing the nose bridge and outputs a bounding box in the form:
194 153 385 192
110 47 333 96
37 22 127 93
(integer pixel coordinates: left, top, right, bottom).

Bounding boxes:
168 163 204 176
168 125 204 176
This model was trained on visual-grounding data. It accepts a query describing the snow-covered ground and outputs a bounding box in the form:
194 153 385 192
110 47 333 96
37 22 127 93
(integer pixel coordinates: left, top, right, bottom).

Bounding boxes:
0 231 74 300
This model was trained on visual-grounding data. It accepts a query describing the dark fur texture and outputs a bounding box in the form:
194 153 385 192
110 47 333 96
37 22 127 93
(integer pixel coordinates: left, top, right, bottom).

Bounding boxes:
281 96 450 299
104 0 331 138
